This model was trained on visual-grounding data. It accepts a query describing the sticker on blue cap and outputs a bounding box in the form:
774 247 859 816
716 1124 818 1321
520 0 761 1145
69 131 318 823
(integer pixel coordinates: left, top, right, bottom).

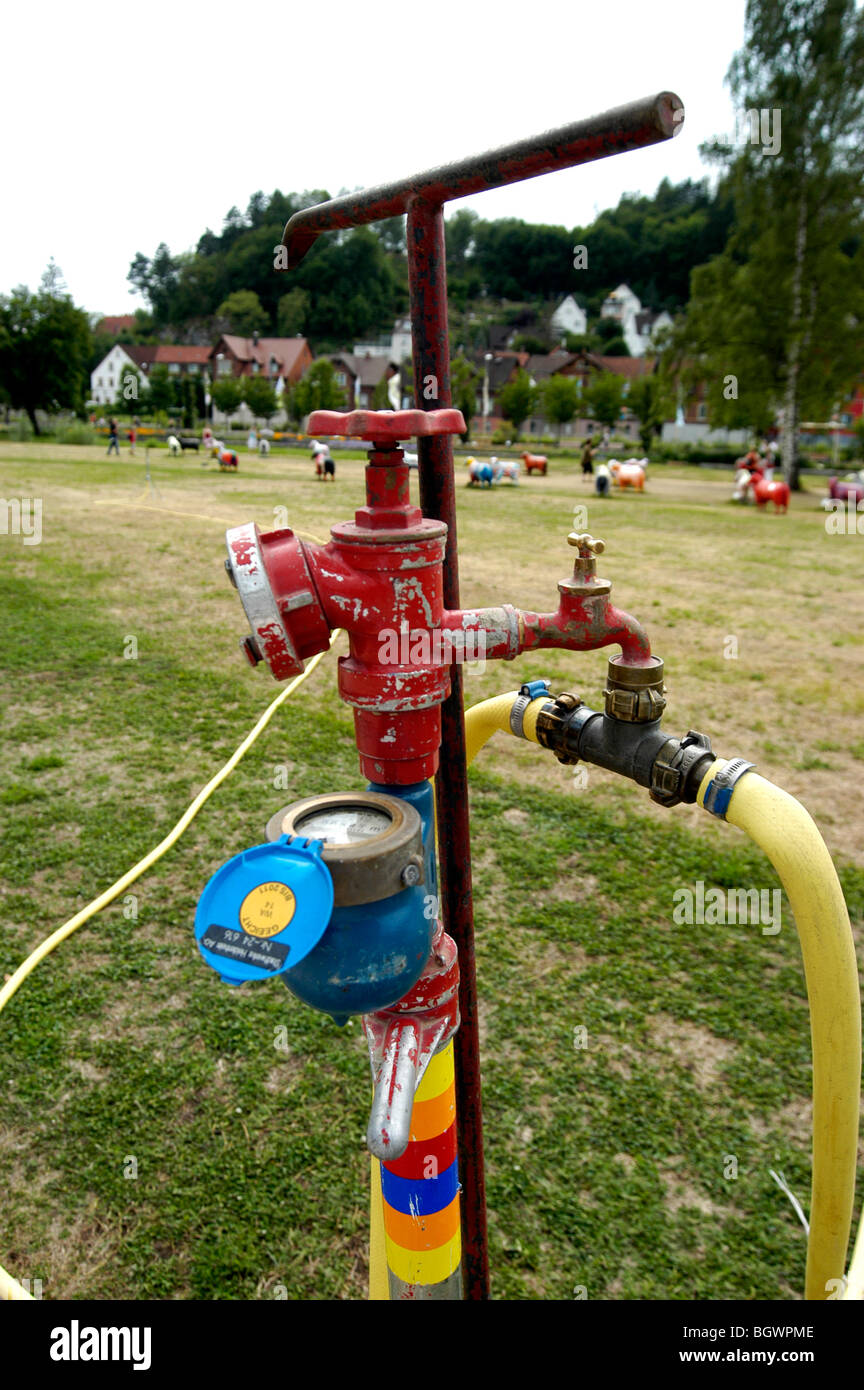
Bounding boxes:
195 836 334 985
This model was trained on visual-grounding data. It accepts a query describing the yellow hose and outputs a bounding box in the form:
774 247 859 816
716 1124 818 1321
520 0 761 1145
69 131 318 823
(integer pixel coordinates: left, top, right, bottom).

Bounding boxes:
696 760 861 1301
842 1205 864 1300
459 697 862 1301
1 631 342 1301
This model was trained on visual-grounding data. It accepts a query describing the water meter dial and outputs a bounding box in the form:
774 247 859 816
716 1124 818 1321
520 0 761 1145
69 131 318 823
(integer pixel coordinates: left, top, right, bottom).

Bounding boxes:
266 791 424 906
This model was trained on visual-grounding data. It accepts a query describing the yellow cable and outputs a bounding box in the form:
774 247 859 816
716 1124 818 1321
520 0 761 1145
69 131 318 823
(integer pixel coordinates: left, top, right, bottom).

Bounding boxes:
0 630 342 1300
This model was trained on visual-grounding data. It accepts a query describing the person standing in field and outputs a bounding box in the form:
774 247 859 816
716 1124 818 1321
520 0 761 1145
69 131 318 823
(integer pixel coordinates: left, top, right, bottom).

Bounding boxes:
107 418 120 456
128 422 137 456
581 436 595 478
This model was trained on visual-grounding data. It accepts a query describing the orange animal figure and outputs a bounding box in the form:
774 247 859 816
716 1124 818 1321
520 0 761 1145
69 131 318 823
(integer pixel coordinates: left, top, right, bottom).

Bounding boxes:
521 451 548 476
750 476 789 512
609 458 646 491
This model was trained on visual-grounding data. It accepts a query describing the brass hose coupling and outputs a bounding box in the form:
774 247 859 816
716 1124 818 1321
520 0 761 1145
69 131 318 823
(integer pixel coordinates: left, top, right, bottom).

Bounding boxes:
604 655 666 723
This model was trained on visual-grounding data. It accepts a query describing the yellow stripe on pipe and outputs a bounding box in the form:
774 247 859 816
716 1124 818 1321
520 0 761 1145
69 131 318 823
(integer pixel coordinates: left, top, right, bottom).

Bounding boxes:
385 1228 462 1286
369 1157 389 1301
415 1042 454 1103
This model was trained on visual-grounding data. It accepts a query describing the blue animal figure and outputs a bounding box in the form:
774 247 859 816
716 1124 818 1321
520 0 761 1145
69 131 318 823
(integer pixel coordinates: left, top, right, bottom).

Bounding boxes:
465 456 495 487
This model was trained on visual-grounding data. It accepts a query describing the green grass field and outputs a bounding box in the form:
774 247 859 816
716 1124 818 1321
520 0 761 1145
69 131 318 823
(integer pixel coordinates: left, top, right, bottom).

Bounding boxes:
1 441 862 1300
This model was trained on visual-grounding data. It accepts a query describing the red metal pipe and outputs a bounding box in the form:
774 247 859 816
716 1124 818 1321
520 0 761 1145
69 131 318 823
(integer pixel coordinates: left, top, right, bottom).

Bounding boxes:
406 198 491 1301
279 94 683 267
441 600 652 666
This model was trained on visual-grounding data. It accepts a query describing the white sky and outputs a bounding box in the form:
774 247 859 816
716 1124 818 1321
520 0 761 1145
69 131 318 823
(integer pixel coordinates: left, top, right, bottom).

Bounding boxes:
4 0 747 316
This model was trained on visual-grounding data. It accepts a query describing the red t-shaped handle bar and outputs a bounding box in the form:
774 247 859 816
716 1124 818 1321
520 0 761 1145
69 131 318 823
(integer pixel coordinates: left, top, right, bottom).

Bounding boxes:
308 407 466 442
280 92 682 267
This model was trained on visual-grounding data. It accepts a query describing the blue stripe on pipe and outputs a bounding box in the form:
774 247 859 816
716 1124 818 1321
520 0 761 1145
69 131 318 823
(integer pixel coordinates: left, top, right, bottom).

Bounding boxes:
380 1157 459 1216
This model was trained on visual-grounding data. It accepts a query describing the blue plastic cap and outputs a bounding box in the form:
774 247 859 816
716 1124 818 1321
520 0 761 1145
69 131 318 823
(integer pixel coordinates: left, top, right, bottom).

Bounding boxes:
194 836 334 986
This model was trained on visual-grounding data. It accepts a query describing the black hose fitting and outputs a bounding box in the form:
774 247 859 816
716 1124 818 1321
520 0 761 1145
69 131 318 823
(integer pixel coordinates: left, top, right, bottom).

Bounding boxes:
535 694 715 807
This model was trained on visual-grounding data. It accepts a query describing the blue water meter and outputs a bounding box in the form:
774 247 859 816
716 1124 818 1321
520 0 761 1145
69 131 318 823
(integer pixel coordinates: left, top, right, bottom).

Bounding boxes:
195 836 334 986
196 787 436 1021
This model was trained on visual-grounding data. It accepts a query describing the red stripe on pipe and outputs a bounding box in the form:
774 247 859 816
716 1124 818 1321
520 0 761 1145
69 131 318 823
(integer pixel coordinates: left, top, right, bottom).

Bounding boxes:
383 1122 457 1181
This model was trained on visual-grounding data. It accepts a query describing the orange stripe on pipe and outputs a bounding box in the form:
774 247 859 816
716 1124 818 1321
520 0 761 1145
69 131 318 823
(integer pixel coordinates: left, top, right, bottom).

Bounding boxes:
408 1085 455 1143
382 1192 461 1251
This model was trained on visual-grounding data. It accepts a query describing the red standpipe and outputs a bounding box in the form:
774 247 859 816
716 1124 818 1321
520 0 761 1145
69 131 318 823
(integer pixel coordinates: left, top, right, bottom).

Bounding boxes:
251 92 683 1301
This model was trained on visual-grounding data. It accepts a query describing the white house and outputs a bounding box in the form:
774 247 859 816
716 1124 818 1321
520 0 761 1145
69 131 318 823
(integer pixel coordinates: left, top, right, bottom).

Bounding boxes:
600 284 672 357
550 295 587 340
353 317 413 363
90 345 142 406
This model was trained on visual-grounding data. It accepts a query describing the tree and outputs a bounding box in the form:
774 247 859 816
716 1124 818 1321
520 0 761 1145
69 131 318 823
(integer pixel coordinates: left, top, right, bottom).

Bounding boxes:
127 243 181 325
211 376 245 425
288 361 345 423
628 374 672 453
599 336 630 357
584 373 625 429
541 375 582 441
678 0 864 488
497 369 538 438
0 268 91 433
450 355 481 441
216 289 269 337
179 376 197 430
115 363 147 417
277 288 309 337
147 364 175 416
243 376 278 423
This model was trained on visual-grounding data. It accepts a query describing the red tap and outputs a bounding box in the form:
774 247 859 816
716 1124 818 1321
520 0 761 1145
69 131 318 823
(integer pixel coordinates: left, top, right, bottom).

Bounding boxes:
225 415 654 783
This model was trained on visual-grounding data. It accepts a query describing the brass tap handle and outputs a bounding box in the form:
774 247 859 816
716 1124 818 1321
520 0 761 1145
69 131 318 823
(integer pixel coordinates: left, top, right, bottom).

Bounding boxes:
568 532 606 557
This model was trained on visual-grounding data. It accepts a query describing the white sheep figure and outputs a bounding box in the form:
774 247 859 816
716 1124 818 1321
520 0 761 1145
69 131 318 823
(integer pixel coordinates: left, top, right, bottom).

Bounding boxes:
492 457 521 485
167 435 181 456
258 438 271 456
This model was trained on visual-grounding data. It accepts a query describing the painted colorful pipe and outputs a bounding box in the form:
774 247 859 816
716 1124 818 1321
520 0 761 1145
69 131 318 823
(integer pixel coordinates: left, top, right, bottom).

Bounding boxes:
379 1040 462 1299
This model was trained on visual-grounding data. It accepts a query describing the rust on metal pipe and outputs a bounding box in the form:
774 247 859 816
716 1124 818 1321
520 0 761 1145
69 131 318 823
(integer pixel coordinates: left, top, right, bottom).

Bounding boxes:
280 93 683 267
406 197 491 1301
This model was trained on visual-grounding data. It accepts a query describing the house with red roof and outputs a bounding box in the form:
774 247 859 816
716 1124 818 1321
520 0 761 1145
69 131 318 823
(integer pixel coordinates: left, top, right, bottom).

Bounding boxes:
209 333 312 386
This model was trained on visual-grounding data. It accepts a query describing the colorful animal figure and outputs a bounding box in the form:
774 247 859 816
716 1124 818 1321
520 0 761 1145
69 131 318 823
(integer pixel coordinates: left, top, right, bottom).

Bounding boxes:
825 471 864 507
492 456 520 485
609 458 647 490
732 465 761 501
465 456 494 487
311 440 336 480
521 451 548 476
212 441 238 471
749 474 789 512
167 435 181 456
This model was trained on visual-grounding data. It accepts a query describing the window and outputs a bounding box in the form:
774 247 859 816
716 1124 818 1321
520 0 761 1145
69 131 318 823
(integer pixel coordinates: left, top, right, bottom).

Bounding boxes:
697 403 707 421
336 372 346 387
97 377 103 386
187 363 198 375
252 362 260 375
169 363 179 374
219 359 232 376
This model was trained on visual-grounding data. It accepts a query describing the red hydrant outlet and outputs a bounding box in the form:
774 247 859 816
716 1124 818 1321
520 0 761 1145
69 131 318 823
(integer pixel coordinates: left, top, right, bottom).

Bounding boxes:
225 414 655 782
